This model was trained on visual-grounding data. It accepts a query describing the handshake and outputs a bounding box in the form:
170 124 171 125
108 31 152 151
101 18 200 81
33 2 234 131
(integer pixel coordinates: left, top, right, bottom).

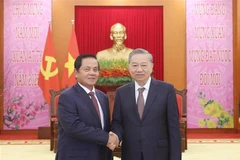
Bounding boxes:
107 131 119 151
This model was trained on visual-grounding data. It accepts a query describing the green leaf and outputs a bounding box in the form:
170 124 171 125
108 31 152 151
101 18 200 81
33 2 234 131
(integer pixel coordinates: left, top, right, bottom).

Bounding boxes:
97 76 133 86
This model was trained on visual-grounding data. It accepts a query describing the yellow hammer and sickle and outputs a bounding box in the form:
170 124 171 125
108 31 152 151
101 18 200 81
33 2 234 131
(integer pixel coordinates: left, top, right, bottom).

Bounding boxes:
40 56 58 80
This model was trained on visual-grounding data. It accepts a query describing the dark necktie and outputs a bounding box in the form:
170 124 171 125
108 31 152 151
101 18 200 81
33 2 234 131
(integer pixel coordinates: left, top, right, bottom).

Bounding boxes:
137 88 145 119
89 91 101 120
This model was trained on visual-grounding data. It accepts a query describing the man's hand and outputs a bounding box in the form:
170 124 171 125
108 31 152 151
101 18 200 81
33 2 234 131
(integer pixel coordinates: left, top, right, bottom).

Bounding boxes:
107 131 119 151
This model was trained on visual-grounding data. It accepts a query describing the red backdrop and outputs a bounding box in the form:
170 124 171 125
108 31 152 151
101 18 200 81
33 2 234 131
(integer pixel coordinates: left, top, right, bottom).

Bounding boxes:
75 6 163 80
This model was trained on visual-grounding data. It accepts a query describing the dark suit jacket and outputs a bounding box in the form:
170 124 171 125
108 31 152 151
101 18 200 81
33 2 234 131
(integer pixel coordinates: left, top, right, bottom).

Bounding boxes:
55 83 112 160
111 78 181 160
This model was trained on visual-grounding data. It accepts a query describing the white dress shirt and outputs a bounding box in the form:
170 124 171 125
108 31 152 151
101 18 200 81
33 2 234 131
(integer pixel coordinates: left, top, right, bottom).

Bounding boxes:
134 77 151 105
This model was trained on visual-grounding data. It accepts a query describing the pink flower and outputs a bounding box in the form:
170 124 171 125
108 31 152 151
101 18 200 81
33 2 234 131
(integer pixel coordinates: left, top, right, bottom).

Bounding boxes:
16 101 23 107
20 115 26 121
12 119 20 126
20 108 26 115
10 104 17 110
34 105 40 111
3 95 47 130
31 111 36 117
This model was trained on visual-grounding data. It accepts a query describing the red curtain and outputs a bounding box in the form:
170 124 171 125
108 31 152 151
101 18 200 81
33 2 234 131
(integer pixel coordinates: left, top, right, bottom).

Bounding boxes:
75 6 163 80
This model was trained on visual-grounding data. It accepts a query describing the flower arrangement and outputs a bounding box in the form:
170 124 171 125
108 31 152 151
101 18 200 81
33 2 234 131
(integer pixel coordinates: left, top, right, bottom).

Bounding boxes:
3 94 47 130
97 58 132 86
198 92 233 128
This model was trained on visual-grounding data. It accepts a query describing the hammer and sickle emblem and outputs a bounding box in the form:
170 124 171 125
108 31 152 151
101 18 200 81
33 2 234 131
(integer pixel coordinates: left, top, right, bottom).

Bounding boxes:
40 56 58 80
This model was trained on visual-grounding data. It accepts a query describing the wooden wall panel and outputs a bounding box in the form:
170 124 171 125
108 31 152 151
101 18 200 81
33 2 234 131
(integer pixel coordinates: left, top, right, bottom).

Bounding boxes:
234 0 240 132
0 0 3 132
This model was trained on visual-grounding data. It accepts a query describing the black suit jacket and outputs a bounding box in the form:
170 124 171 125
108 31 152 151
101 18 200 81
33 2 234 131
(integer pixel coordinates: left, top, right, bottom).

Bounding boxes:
55 83 112 160
111 78 181 160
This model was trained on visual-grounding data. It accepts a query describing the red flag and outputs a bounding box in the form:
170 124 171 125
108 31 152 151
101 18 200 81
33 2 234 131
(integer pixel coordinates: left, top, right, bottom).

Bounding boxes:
61 22 79 88
38 25 60 104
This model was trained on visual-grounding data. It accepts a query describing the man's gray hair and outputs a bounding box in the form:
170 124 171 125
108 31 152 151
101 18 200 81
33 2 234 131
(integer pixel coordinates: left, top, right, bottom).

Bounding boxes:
128 48 153 63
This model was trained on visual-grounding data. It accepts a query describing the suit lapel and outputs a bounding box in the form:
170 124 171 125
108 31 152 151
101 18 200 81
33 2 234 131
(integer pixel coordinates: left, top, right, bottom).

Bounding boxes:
129 82 142 121
73 84 101 126
142 79 158 121
95 90 107 128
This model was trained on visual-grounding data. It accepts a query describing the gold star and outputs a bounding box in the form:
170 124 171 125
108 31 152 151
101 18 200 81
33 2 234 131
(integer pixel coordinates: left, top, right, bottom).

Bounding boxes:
64 52 75 77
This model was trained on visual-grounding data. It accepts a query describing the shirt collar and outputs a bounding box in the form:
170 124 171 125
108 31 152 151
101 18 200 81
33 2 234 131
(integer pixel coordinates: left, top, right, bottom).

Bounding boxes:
78 82 96 94
134 77 151 91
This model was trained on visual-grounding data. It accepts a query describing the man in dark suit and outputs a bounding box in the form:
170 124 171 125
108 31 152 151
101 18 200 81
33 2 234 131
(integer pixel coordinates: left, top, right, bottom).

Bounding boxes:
55 54 118 160
111 48 182 160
